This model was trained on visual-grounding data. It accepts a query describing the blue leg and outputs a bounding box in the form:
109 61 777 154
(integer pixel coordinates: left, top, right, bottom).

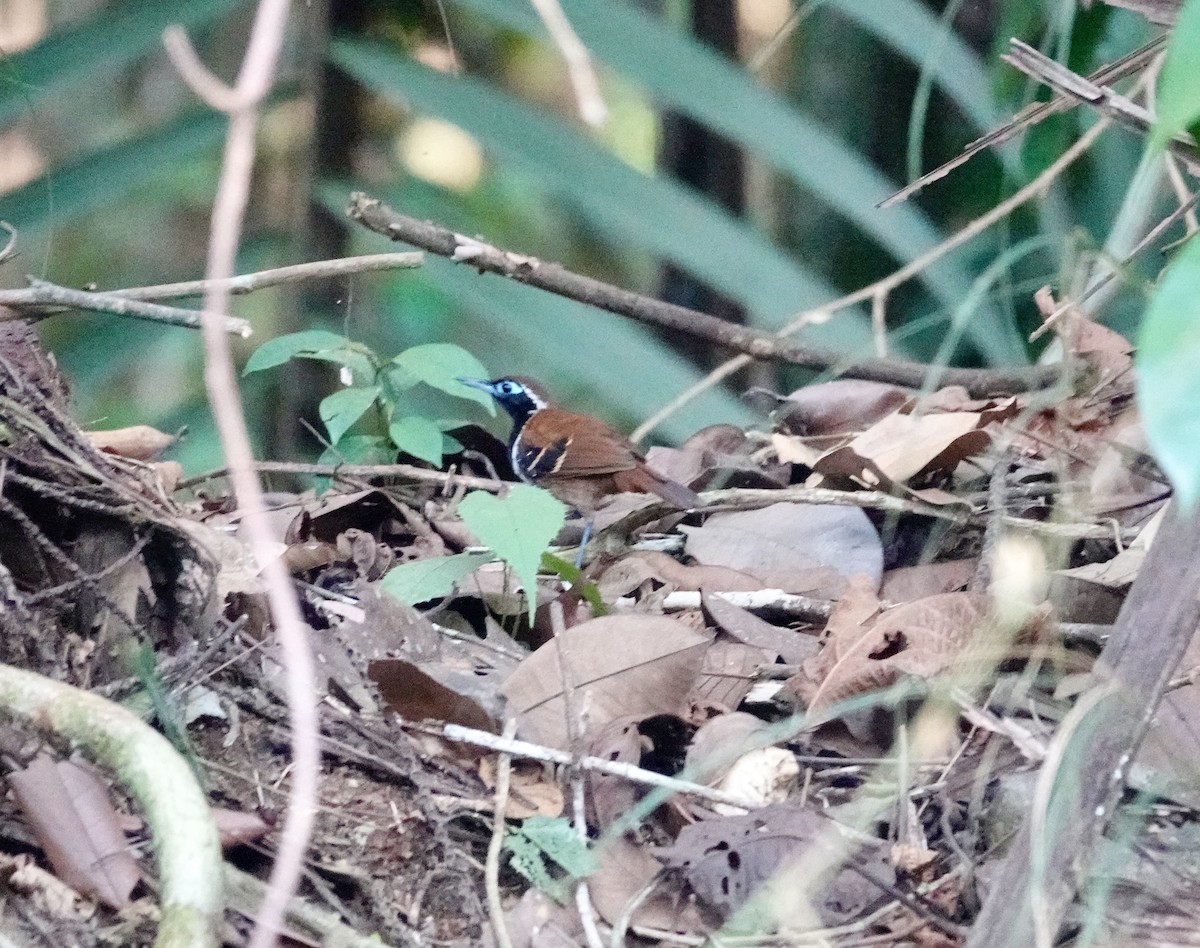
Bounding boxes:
575 517 594 570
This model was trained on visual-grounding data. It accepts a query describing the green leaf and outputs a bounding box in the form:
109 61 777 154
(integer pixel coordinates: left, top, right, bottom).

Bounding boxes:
318 435 396 466
1136 235 1200 508
389 415 446 465
504 834 572 904
305 348 379 386
244 330 350 374
319 386 381 445
379 551 495 605
519 816 598 878
1152 0 1200 149
458 486 567 621
392 343 495 413
540 552 607 616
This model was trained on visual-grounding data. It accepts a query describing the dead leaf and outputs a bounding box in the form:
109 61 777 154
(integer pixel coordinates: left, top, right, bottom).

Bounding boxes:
788 579 991 715
85 425 173 460
7 756 140 909
502 615 711 749
681 503 882 597
479 758 564 819
369 658 501 732
881 559 977 604
588 836 714 936
776 379 910 437
212 807 273 849
814 411 992 487
702 593 822 663
689 638 770 712
657 804 894 930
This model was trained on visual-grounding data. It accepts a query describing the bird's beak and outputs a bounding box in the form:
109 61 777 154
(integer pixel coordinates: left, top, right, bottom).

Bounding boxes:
456 376 494 395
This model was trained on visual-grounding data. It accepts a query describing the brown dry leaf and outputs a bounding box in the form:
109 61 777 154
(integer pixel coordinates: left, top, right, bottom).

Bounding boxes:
776 379 910 437
789 578 990 714
85 425 173 460
7 756 140 909
585 717 647 831
814 410 992 487
881 559 977 604
501 615 711 749
771 432 826 467
212 807 273 849
687 638 771 711
151 460 183 493
588 835 714 936
369 658 501 732
478 758 563 819
702 593 821 664
656 804 894 930
681 502 882 597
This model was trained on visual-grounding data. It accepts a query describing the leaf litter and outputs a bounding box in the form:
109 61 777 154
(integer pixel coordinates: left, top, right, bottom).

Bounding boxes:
0 294 1194 948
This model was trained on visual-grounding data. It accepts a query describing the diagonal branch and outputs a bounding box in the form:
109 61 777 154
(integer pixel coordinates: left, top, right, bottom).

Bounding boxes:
346 193 1057 397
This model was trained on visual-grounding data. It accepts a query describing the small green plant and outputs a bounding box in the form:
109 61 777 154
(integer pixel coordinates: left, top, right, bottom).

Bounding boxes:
503 815 598 904
244 330 496 466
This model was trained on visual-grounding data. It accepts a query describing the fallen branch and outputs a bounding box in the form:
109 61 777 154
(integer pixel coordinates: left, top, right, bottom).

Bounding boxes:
346 193 1057 397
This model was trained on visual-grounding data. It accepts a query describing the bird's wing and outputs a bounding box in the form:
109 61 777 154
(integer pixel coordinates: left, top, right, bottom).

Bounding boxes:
517 409 639 478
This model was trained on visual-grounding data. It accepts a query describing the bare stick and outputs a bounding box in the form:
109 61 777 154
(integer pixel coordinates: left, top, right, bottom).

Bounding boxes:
485 720 517 948
165 3 319 948
177 459 504 492
0 278 250 335
429 722 764 811
529 0 607 127
94 252 423 301
346 194 1056 397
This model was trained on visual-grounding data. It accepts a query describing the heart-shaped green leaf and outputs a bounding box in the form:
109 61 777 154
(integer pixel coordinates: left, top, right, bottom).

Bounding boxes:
459 486 567 620
379 551 495 605
389 415 445 465
392 343 495 414
1137 234 1200 509
319 386 380 446
244 329 349 374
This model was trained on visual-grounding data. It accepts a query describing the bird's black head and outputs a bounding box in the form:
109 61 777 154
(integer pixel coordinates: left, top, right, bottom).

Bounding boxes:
457 376 547 426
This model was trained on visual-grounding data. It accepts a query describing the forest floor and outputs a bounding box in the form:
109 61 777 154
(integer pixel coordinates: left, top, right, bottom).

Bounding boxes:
0 303 1192 948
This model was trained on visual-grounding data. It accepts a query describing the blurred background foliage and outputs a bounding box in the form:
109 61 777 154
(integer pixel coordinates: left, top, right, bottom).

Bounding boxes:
0 0 1166 474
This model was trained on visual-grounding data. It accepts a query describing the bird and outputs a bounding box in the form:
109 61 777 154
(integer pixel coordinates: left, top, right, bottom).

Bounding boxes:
457 376 701 558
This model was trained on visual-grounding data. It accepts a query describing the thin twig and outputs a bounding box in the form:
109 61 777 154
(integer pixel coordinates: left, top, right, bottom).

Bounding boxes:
347 193 1057 397
528 0 607 127
96 252 423 301
881 35 1165 207
177 459 505 492
0 278 250 335
165 3 318 948
549 602 604 948
426 722 765 811
485 720 517 948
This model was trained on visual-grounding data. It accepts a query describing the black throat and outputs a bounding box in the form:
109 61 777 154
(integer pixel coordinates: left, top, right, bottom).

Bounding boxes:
493 392 541 442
